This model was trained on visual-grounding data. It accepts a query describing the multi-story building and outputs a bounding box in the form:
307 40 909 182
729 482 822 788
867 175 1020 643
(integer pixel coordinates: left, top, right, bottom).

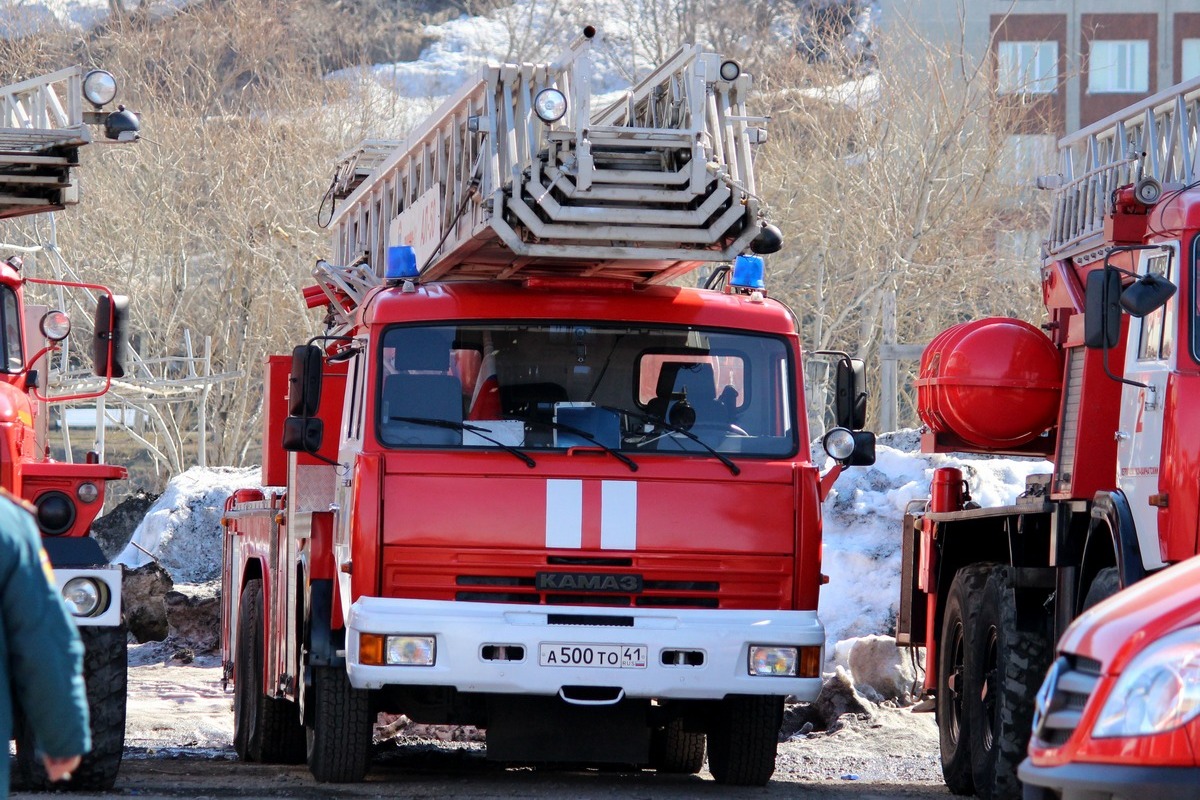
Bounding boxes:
886 0 1200 135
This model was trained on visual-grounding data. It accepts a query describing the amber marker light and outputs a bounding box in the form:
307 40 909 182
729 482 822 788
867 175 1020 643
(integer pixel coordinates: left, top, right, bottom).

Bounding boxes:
360 633 385 666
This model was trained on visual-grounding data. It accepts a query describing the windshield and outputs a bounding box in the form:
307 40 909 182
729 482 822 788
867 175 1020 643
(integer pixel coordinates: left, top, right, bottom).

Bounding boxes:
375 323 797 458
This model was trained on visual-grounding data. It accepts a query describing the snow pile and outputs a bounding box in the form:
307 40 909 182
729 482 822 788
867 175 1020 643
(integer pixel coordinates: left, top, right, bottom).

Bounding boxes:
115 466 260 583
817 429 1050 655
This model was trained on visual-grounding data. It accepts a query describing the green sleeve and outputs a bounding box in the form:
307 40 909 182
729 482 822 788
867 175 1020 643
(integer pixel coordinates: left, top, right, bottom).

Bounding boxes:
0 503 91 757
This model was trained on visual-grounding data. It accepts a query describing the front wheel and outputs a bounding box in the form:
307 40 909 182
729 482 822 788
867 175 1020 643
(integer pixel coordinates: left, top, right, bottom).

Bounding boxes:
306 666 373 782
966 565 1052 800
937 565 989 796
649 717 705 774
233 579 305 764
705 695 782 786
14 624 127 791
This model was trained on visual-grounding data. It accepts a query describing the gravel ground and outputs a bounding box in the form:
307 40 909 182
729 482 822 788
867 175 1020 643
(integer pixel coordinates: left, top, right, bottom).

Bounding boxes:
11 643 950 799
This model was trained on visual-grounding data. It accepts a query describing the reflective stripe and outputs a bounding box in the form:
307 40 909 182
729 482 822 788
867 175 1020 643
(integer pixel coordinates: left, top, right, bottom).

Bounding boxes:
545 479 582 549
600 481 637 550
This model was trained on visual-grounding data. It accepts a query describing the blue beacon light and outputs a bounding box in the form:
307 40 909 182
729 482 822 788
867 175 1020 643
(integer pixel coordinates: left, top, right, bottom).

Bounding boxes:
730 254 765 290
385 245 419 281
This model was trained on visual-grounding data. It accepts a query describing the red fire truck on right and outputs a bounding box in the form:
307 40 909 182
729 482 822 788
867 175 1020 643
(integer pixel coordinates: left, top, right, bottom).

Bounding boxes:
897 76 1200 799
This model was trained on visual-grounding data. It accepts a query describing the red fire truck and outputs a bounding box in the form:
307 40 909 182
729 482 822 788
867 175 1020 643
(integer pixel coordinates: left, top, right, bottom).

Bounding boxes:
0 67 136 789
221 30 874 786
896 76 1200 799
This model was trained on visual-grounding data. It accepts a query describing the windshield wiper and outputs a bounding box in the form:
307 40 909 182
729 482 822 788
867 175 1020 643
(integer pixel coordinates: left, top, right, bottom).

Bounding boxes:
511 417 638 473
389 416 536 468
599 405 740 476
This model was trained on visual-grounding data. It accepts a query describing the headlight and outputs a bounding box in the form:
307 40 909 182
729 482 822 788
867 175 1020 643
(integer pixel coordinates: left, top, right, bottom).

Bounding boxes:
534 88 567 123
360 633 435 666
750 646 797 676
35 491 76 536
82 69 117 107
40 310 71 342
76 482 99 504
719 59 741 81
749 645 822 677
823 427 856 461
1092 626 1200 738
62 577 105 617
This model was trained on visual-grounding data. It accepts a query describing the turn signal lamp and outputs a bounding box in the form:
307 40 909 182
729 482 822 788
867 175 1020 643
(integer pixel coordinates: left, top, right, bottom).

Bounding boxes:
385 245 419 281
731 254 765 289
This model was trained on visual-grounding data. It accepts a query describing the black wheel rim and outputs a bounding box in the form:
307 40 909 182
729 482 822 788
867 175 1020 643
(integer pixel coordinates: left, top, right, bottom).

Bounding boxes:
982 625 999 753
947 619 966 745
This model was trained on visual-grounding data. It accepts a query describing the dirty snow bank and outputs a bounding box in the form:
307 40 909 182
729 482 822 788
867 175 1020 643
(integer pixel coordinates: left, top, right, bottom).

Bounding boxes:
115 466 260 584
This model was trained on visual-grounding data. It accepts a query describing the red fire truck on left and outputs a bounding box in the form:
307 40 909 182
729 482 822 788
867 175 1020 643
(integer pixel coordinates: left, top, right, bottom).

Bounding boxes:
0 66 137 790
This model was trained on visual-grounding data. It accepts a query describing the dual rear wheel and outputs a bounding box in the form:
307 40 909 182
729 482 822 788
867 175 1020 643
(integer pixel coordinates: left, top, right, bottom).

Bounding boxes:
937 564 1051 800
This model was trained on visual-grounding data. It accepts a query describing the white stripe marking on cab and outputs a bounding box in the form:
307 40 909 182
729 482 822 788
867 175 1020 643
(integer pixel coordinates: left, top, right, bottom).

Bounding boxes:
600 480 637 550
545 479 582 549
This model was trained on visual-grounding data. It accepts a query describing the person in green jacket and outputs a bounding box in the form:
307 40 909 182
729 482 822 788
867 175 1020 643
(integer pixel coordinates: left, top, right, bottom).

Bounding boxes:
0 490 90 796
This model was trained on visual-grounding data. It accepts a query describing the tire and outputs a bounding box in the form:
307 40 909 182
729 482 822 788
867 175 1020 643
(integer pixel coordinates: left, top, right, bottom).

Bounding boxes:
306 665 373 782
1083 566 1120 611
233 579 305 764
967 565 1052 800
705 695 783 786
937 565 988 796
649 717 705 774
14 624 128 791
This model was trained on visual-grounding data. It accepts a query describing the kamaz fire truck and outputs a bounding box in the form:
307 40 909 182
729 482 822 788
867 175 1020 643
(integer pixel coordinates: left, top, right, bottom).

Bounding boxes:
220 29 875 786
896 76 1200 799
0 66 135 790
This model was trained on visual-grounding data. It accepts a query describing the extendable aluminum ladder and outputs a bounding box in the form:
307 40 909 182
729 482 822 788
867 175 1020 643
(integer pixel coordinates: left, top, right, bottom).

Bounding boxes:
1045 74 1200 260
326 29 770 285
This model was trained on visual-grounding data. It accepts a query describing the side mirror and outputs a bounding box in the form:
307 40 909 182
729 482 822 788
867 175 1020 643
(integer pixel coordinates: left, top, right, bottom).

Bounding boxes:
289 344 323 417
92 294 129 378
834 357 867 430
282 416 323 453
1084 269 1122 349
1120 272 1176 318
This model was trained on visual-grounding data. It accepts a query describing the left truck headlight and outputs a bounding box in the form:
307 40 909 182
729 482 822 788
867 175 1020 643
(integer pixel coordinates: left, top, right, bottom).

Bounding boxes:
1092 626 1200 738
62 577 108 618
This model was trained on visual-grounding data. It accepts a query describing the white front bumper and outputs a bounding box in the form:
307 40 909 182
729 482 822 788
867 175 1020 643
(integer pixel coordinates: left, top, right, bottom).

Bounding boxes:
346 597 824 701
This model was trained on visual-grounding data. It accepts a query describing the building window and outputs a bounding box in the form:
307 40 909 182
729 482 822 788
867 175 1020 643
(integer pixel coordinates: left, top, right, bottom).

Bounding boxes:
1184 39 1200 82
1088 40 1150 93
998 41 1058 94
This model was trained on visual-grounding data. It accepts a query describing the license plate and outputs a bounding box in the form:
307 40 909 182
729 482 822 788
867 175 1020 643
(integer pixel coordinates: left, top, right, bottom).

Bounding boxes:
538 643 648 669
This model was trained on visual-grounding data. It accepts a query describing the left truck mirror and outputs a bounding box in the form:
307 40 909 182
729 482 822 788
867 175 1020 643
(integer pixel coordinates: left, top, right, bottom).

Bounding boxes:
289 344 323 417
282 416 323 453
92 294 129 378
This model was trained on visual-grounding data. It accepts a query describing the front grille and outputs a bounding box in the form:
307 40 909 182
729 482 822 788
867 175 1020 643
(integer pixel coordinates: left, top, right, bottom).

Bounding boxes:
384 548 792 610
1032 654 1102 747
453 576 720 607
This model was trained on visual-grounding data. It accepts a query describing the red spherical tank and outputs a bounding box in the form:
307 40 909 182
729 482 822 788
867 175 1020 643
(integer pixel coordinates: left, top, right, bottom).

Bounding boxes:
915 318 1062 449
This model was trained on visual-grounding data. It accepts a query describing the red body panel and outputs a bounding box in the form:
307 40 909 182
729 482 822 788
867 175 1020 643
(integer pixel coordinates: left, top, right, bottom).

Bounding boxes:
1029 556 1200 769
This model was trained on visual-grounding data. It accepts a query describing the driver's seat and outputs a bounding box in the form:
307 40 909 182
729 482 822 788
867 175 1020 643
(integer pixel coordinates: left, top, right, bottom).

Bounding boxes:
650 362 726 427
